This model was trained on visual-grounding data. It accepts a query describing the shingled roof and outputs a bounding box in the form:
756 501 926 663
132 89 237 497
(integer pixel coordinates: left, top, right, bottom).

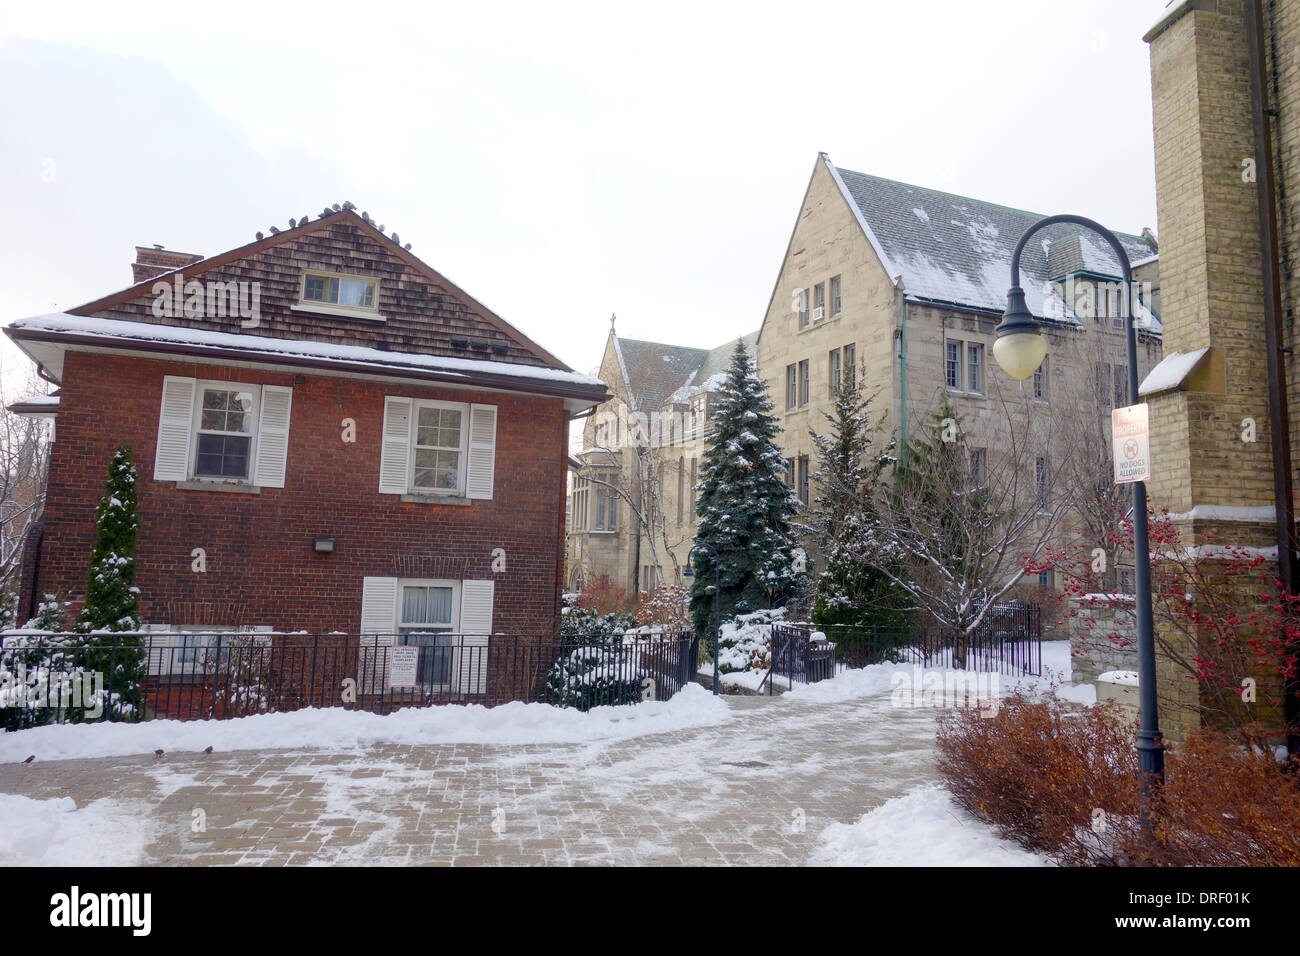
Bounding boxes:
827 158 1159 327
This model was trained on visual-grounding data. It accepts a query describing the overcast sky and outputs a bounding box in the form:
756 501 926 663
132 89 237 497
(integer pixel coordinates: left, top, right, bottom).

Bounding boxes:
0 0 1171 379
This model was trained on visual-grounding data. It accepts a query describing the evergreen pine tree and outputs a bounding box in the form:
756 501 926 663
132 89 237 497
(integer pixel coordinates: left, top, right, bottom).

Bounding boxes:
75 445 144 719
690 340 805 637
804 369 908 627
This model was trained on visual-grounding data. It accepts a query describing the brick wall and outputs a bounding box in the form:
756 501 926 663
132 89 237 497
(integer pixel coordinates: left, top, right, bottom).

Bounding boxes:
27 349 568 636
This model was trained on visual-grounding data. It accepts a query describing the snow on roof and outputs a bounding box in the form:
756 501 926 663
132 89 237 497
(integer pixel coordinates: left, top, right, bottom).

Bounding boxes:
13 394 58 406
1138 347 1209 396
831 165 1158 324
8 313 606 393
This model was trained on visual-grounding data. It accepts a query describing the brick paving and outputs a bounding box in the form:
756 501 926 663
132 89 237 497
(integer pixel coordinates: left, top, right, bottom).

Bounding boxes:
0 694 941 865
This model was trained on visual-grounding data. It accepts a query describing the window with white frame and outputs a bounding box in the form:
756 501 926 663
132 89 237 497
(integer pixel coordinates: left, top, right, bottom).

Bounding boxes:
967 343 984 395
844 343 856 386
797 288 810 328
153 376 294 489
1034 359 1048 401
194 385 258 480
830 275 842 316
298 271 381 319
829 348 841 396
799 359 809 406
378 397 496 500
178 626 235 665
1036 455 1050 512
945 341 962 390
786 364 797 410
412 402 465 494
399 581 459 686
813 282 825 319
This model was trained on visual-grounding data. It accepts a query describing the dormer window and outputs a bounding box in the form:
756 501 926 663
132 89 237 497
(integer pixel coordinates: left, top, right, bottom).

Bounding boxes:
293 271 385 320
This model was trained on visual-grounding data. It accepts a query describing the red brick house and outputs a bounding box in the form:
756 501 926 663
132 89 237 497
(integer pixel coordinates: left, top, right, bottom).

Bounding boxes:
5 205 608 700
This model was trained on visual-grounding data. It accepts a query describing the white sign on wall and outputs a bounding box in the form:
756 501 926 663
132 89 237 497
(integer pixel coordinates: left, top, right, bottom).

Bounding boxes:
1112 403 1151 484
388 646 420 688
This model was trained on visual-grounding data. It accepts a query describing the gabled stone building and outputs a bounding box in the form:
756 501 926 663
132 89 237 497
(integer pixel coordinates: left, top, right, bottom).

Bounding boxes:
756 153 1164 581
566 322 757 596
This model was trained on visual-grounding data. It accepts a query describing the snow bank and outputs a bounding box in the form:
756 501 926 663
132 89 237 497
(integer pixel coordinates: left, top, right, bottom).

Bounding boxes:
0 684 731 764
0 793 152 865
784 640 1096 706
811 786 1050 866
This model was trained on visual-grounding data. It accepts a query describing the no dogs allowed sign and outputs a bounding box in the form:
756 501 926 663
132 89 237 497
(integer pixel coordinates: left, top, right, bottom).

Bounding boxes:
1112 403 1151 484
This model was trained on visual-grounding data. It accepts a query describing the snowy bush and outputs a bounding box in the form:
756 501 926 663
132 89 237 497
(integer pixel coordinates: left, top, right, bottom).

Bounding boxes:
715 608 784 673
543 641 646 711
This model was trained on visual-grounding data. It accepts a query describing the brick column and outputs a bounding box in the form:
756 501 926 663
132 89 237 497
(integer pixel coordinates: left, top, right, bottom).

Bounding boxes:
1144 0 1286 742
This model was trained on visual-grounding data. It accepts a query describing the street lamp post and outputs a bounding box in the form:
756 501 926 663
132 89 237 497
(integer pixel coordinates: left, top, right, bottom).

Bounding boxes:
995 214 1165 824
682 543 720 696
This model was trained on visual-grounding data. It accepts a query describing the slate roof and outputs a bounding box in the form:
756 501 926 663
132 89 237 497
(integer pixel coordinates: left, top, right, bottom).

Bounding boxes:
831 164 1159 328
612 331 759 411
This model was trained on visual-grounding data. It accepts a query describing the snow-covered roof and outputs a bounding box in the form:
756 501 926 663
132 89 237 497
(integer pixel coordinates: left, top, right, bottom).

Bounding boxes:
1138 347 1209 396
831 163 1159 326
6 313 608 403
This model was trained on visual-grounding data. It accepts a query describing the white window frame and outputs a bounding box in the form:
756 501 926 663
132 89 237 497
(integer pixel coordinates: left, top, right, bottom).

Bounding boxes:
830 275 842 316
967 342 984 395
945 340 963 391
292 270 386 322
397 579 462 690
409 399 470 496
191 380 260 483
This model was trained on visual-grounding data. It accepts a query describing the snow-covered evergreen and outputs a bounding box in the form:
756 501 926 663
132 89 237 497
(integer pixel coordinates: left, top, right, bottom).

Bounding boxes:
74 446 144 720
689 339 805 637
803 369 908 628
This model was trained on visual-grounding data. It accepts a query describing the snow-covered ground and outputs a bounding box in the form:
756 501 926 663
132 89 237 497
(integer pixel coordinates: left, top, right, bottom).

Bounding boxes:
0 683 730 764
0 641 1092 866
0 793 153 865
811 786 1049 866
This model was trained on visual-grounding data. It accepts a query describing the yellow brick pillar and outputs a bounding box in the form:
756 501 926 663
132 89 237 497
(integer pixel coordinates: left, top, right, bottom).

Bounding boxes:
1144 0 1284 743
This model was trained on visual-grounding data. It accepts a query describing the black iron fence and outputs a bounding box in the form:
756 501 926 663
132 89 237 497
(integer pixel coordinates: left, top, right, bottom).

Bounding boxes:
810 601 1043 676
759 624 838 694
0 630 699 726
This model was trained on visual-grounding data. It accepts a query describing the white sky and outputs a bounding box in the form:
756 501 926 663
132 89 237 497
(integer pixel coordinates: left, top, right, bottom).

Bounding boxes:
0 0 1171 379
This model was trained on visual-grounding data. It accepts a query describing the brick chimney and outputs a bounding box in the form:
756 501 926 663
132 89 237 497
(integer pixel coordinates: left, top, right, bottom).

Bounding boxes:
133 244 204 284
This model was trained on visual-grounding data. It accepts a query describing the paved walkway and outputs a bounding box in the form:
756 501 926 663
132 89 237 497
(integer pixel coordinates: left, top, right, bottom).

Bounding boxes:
0 694 941 865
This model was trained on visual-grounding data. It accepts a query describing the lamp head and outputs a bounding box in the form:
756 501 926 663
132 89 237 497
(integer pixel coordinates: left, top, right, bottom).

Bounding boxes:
993 286 1047 380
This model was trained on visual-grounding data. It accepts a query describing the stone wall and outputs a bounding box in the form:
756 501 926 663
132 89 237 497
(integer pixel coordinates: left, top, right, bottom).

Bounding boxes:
1068 595 1140 684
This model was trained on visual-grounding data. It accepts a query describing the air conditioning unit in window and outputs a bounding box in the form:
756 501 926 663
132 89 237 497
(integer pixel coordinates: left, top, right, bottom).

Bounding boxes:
811 306 825 322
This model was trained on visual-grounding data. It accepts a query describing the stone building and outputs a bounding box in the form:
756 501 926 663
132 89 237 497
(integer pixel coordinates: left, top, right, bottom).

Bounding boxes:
1142 0 1300 742
756 154 1163 584
566 322 756 597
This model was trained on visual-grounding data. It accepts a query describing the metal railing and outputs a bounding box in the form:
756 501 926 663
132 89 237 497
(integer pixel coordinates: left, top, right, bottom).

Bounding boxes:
758 624 838 694
814 602 1043 676
0 630 699 725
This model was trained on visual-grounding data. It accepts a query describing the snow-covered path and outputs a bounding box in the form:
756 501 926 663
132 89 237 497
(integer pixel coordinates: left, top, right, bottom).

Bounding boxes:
0 660 1069 866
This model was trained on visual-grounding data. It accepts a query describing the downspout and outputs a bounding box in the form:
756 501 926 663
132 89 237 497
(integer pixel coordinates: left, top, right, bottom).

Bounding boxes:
895 276 909 452
1246 0 1298 755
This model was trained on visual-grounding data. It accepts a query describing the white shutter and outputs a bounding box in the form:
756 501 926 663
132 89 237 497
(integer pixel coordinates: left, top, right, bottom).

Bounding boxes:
253 385 292 488
379 397 413 495
455 579 493 697
465 404 497 500
143 623 174 678
154 376 196 481
359 577 398 694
